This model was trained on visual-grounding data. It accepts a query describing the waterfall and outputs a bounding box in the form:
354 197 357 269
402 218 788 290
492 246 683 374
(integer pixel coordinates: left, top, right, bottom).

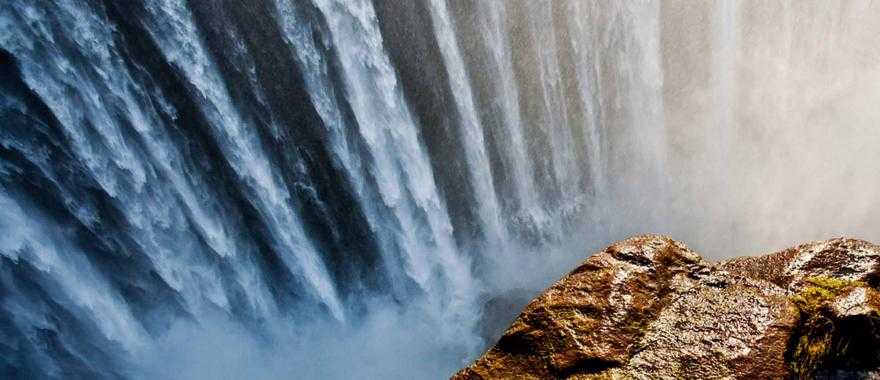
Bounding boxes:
523 1 582 210
427 0 506 249
304 0 477 318
3 0 878 378
473 0 547 238
0 0 656 376
0 0 668 377
565 1 608 202
140 0 344 320
269 0 413 297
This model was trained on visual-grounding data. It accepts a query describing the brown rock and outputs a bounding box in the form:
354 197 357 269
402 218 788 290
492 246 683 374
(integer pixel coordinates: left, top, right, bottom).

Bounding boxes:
722 238 880 292
454 236 880 379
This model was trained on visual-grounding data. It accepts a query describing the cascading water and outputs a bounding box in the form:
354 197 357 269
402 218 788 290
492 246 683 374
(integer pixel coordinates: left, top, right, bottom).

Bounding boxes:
3 0 880 378
427 0 506 251
475 1 542 228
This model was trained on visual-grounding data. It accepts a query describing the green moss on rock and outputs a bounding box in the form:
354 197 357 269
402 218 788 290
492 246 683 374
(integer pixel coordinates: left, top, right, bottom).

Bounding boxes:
787 276 866 379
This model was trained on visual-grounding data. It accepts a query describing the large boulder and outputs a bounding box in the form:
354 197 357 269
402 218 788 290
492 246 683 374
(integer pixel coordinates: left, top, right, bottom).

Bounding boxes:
454 236 880 379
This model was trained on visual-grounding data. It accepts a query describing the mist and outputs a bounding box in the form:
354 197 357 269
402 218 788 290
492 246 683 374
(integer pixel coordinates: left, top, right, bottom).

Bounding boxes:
657 1 880 257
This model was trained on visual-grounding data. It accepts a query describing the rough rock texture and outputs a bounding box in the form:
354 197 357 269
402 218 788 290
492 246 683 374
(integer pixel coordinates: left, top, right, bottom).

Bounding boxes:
454 235 880 379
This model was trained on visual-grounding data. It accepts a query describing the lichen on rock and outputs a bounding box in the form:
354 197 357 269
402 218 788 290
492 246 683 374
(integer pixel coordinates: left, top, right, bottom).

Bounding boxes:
787 277 880 379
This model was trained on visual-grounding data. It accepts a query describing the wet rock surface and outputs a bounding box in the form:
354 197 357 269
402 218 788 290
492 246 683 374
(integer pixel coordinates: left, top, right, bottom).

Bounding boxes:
454 236 880 379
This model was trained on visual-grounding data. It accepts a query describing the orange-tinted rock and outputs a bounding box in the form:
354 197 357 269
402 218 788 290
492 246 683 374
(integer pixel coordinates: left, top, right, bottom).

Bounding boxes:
454 236 880 379
722 238 880 292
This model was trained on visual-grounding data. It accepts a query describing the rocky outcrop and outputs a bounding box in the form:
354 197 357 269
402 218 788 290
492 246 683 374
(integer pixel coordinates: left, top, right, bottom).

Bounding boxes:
454 236 880 379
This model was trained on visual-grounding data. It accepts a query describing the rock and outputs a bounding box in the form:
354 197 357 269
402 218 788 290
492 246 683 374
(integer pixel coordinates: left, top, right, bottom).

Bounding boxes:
453 236 880 379
787 278 880 379
722 238 880 292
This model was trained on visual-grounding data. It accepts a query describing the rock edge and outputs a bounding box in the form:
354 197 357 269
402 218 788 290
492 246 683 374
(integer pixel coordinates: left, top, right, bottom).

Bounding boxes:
454 235 880 379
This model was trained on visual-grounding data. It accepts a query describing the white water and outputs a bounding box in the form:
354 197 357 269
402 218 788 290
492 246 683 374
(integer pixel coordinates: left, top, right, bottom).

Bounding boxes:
475 0 547 234
0 0 275 329
139 0 344 319
427 0 506 249
525 1 582 208
565 1 608 202
307 0 478 342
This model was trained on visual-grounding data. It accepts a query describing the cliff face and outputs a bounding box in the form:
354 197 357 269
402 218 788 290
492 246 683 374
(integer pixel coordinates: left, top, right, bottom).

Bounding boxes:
454 236 880 379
